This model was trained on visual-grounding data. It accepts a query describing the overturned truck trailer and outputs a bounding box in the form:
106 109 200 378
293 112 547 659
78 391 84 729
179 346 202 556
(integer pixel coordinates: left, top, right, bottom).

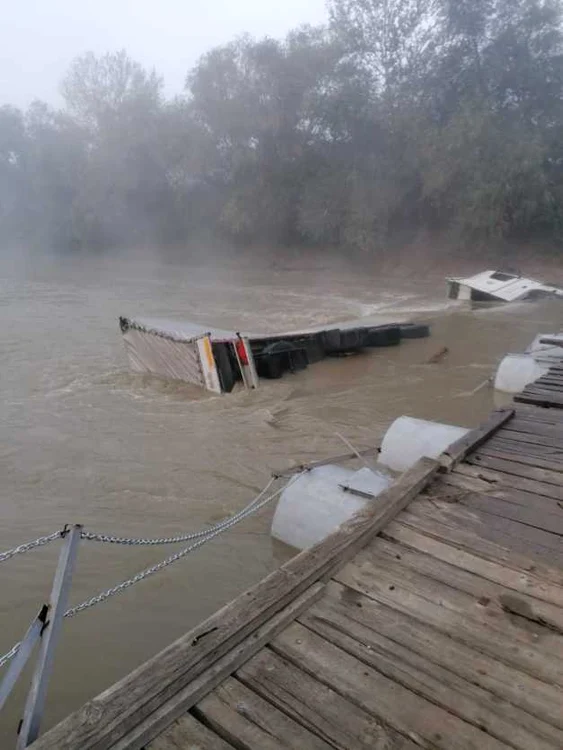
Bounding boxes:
119 316 430 394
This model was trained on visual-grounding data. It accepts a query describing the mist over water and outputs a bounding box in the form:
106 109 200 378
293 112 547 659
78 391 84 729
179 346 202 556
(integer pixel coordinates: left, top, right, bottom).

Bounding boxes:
0 250 561 740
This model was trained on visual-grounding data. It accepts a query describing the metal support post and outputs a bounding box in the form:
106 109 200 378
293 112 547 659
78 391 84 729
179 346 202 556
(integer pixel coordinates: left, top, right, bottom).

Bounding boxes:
17 524 82 748
0 607 47 712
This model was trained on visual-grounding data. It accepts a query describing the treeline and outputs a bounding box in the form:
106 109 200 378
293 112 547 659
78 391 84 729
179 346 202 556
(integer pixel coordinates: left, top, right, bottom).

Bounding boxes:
1 0 563 254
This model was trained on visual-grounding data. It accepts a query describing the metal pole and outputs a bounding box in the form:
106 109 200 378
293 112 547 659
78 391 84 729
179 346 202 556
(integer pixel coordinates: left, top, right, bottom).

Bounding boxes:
0 607 47 712
17 525 82 748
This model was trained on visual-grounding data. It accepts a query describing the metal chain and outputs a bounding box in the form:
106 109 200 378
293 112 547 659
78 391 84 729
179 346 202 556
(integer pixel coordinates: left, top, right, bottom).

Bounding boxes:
0 530 63 564
80 477 277 546
0 474 302 668
64 476 300 618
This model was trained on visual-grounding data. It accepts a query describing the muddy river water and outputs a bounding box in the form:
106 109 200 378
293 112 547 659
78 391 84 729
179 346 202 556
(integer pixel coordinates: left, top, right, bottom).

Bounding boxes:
0 251 561 740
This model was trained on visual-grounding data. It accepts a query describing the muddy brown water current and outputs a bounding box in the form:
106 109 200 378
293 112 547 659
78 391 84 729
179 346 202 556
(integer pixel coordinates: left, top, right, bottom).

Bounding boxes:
0 252 561 741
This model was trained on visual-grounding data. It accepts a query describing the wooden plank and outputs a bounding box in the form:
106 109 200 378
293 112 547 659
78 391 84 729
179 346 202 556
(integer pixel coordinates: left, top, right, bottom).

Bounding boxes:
401 498 563 571
515 394 563 408
408 496 563 562
512 409 563 425
333 560 563 689
474 447 563 472
466 453 563 486
454 463 563 501
513 407 563 424
518 393 563 405
238 648 419 750
30 458 438 750
308 582 563 744
109 584 324 750
338 545 563 654
498 427 563 448
528 382 563 392
301 593 560 750
147 713 235 750
440 473 563 517
385 518 563 602
366 536 563 631
454 490 563 535
272 622 512 750
193 677 332 750
440 408 514 471
508 419 563 438
523 385 563 396
537 339 563 348
434 483 563 535
486 436 563 460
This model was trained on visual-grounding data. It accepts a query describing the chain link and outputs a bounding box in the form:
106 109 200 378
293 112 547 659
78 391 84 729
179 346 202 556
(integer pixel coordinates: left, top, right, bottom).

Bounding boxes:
65 476 300 618
0 530 63 564
80 477 277 546
0 474 302 669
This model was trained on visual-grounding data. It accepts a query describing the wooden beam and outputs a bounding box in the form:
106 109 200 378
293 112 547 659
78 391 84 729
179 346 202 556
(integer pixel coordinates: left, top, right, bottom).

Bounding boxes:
440 408 514 471
30 458 438 750
112 584 324 750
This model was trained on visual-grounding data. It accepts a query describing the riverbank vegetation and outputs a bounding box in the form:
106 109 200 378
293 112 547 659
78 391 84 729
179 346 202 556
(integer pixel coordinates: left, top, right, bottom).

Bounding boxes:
1 0 562 256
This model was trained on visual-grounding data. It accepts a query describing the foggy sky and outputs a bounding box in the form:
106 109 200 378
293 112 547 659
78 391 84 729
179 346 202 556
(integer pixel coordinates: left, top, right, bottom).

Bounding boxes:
1 0 328 109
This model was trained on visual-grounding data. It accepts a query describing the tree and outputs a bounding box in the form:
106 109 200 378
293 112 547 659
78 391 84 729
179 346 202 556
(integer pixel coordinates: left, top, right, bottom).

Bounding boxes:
0 106 28 240
187 29 341 244
61 50 163 134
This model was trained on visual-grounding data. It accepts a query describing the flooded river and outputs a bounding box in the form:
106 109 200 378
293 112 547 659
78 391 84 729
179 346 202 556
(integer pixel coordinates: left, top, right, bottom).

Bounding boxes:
0 251 561 740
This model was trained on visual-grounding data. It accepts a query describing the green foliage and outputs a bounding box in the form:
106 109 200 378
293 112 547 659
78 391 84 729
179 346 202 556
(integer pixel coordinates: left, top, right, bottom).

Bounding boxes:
1 2 562 253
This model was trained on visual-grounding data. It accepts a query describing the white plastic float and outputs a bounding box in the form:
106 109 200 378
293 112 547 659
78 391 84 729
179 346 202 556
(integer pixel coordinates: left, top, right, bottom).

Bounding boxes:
272 415 472 550
525 332 563 360
493 331 562 393
494 354 549 394
377 416 469 473
271 465 391 551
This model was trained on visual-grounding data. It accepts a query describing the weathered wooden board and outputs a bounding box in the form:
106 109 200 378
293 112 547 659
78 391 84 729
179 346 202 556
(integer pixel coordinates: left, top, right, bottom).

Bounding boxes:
301 593 560 750
407 497 563 563
513 407 563 425
515 393 563 408
384 519 563 602
454 462 563 501
486 436 563 460
193 677 332 750
30 458 438 750
528 382 563 392
272 622 512 750
308 582 563 743
439 473 563 518
473 448 563 474
238 648 419 750
334 551 563 659
466 453 563 486
110 584 324 750
511 415 563 431
440 408 514 471
333 561 563 690
434 485 563 535
506 421 563 441
367 536 563 630
458 491 563 535
147 713 235 750
497 427 563 448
